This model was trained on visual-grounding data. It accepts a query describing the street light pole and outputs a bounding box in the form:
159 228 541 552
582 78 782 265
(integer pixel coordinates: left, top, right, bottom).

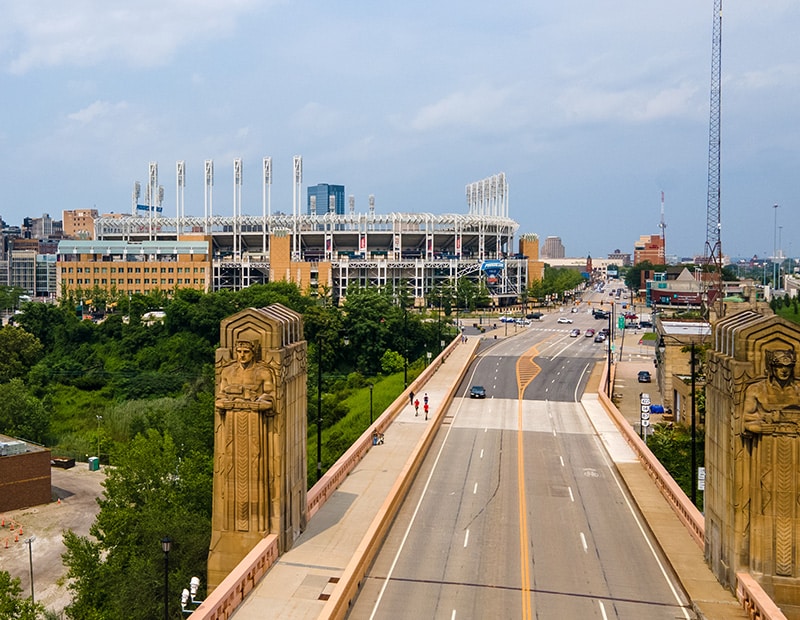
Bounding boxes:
96 415 102 464
606 312 612 396
368 383 374 424
690 343 697 506
24 536 34 603
773 204 779 288
403 306 408 388
317 334 323 482
161 537 172 620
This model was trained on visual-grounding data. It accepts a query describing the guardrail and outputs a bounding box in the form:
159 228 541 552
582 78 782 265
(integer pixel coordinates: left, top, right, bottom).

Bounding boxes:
190 334 466 620
598 362 786 620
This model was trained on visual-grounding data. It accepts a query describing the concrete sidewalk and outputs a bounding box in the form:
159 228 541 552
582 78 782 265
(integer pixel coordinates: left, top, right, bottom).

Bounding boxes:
231 338 480 619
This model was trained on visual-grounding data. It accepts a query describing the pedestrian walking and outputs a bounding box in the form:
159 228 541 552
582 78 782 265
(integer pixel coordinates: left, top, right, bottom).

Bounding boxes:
414 398 420 416
409 390 415 406
424 393 429 406
424 402 429 420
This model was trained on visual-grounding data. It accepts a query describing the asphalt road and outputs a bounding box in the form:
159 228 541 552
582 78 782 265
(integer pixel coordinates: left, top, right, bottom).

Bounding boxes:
0 463 105 615
347 309 693 619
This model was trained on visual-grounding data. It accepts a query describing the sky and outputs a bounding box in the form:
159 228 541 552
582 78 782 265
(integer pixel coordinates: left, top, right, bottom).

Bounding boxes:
1 1 798 262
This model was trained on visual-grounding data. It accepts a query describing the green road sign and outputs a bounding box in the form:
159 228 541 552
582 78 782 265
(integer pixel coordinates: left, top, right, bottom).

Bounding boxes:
618 316 625 330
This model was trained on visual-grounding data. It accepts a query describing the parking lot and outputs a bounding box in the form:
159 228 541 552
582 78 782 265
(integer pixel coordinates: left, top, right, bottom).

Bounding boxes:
1 463 105 614
611 327 669 434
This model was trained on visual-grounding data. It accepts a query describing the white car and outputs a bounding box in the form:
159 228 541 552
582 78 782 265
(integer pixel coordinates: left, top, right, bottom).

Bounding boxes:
557 317 573 324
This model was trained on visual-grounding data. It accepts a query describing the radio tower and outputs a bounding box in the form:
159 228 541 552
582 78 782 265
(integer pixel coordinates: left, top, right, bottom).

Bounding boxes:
704 0 723 316
659 191 667 259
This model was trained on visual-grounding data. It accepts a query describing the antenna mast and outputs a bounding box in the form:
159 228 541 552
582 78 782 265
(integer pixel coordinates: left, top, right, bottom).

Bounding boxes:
704 0 723 315
659 191 667 258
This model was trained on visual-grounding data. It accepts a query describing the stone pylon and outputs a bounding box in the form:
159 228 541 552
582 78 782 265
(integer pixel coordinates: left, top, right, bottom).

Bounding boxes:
207 304 307 590
706 310 800 615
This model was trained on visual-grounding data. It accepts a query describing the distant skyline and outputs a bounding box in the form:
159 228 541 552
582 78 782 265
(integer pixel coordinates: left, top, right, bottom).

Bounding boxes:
1 2 798 261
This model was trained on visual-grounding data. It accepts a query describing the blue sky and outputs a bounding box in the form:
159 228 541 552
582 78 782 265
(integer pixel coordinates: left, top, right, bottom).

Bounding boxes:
1 1 798 261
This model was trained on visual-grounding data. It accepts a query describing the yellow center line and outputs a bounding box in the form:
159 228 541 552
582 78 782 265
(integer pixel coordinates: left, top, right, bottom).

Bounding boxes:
515 345 541 620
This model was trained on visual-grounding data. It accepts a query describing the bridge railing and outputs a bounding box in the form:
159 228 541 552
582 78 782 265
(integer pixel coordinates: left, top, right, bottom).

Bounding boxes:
598 362 786 620
189 334 466 620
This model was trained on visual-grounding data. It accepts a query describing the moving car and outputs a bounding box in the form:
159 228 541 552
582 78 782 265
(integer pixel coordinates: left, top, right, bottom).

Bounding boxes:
557 317 573 324
638 371 652 383
594 333 606 343
585 328 595 338
569 328 580 337
470 385 486 398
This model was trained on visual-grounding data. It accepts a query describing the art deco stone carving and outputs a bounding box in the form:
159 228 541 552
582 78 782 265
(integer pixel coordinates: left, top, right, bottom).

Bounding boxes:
207 305 307 590
705 311 800 614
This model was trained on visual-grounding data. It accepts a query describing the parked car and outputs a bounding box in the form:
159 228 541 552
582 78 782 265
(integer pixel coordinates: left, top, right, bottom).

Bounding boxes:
638 371 652 383
569 328 580 337
557 317 573 324
469 385 486 398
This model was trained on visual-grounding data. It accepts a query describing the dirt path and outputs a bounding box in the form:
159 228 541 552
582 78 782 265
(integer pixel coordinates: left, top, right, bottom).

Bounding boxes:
0 463 105 615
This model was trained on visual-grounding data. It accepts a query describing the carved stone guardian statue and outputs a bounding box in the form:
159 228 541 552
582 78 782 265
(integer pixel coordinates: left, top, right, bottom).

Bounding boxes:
207 305 307 590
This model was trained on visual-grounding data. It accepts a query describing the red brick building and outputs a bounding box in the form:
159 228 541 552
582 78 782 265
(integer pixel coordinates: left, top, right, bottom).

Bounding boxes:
0 436 51 512
633 234 665 265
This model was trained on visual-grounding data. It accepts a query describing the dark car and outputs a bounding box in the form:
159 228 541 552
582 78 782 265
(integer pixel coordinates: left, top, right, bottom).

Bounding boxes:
470 385 486 398
638 371 652 383
526 312 544 320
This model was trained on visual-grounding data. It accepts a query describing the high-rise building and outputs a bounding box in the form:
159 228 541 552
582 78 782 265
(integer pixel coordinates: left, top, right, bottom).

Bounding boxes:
607 249 632 267
63 209 99 239
307 184 345 216
541 236 565 259
633 234 665 265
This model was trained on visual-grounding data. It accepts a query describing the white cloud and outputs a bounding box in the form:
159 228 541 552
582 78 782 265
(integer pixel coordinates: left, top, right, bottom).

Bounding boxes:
2 1 268 74
556 82 701 125
408 86 515 132
67 100 128 124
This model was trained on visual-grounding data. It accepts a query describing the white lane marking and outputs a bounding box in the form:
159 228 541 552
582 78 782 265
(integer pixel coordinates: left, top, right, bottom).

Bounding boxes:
580 532 588 553
464 530 470 548
559 456 564 467
583 408 692 619
480 449 484 458
451 610 457 620
473 482 478 494
568 487 574 502
369 360 483 619
598 600 608 620
573 362 591 402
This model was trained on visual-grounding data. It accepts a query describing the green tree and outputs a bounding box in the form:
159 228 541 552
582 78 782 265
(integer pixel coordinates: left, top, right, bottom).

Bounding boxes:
624 261 669 298
0 570 44 620
62 430 212 620
0 325 43 383
0 379 49 443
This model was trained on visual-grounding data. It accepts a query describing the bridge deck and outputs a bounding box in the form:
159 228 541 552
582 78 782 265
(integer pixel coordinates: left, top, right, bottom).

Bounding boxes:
227 332 746 620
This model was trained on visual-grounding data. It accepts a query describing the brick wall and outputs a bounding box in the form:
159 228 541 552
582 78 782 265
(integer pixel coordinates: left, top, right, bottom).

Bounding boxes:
0 449 52 512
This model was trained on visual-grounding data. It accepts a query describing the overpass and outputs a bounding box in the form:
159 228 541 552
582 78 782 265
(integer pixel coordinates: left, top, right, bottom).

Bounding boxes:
190 324 782 619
